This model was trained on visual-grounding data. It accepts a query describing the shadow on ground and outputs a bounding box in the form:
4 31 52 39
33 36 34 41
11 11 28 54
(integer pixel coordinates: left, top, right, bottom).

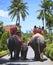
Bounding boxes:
0 58 47 65
7 64 29 65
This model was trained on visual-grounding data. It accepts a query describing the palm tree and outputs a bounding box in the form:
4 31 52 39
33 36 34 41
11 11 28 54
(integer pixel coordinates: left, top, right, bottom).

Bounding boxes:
37 0 53 28
46 13 53 31
8 0 29 26
37 10 44 27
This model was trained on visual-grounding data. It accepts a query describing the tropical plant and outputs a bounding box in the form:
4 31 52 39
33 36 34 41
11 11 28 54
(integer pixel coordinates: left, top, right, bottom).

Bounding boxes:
37 9 44 27
1 32 10 50
0 21 4 39
8 0 29 25
49 48 53 60
44 43 53 60
22 31 32 44
46 13 53 30
37 0 53 28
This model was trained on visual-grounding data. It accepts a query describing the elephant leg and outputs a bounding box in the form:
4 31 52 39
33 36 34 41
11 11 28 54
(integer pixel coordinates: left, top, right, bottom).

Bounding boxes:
21 45 28 60
21 49 24 59
17 49 21 59
24 47 28 59
34 50 40 61
10 51 13 59
17 51 20 59
35 52 44 61
14 50 17 59
30 43 40 60
40 52 43 60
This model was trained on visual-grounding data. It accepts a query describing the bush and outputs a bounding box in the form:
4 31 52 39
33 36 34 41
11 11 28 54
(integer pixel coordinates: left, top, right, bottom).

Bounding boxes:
0 32 2 39
0 40 2 51
0 50 9 56
1 32 10 50
44 43 53 60
22 33 32 44
44 47 51 57
49 43 53 48
49 48 53 60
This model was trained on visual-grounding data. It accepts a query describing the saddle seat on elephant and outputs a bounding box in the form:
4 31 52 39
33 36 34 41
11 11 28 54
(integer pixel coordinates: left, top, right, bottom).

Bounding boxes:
28 33 44 46
28 28 46 61
10 26 24 47
13 34 24 46
28 26 45 46
28 33 46 61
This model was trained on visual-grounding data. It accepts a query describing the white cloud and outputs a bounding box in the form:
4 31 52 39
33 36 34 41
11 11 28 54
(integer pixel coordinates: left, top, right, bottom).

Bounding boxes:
0 10 9 18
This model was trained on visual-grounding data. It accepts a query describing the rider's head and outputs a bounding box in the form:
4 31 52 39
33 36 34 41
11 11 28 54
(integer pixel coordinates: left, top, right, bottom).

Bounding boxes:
42 26 44 30
34 25 36 28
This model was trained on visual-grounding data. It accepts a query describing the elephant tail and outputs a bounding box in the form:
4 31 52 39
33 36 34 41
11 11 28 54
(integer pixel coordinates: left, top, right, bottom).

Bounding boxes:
37 37 40 54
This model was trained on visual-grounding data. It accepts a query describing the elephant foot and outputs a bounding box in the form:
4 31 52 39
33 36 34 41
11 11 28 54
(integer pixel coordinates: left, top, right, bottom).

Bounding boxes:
17 57 20 60
21 57 28 60
9 57 14 60
23 58 28 60
34 57 43 62
21 57 25 60
40 59 44 62
13 57 20 60
34 57 40 61
11 57 19 60
39 52 44 62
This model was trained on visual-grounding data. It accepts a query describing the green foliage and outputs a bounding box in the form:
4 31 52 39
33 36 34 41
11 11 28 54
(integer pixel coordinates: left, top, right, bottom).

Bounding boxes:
0 32 2 39
0 21 4 39
44 29 53 45
44 46 51 57
49 43 53 48
46 14 53 28
0 40 2 51
0 50 9 56
44 43 53 60
37 0 53 29
8 0 29 25
1 32 10 50
22 32 32 44
49 48 53 60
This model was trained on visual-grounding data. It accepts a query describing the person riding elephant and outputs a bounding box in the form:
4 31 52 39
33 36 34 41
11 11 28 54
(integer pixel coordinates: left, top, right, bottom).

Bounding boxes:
28 33 46 61
7 25 24 59
33 25 44 35
28 26 45 61
7 36 22 59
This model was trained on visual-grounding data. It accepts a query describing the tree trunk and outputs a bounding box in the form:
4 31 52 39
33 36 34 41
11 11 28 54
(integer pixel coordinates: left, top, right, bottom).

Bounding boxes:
42 18 44 28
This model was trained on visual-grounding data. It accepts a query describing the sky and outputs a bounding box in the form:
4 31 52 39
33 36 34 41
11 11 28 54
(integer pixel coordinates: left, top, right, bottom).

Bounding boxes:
0 0 43 33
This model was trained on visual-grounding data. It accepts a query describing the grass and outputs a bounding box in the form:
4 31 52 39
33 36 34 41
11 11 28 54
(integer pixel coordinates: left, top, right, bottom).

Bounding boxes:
0 50 9 56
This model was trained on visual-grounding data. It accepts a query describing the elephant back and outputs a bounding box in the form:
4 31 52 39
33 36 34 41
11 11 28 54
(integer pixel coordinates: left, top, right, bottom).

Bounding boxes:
7 36 22 50
28 33 46 52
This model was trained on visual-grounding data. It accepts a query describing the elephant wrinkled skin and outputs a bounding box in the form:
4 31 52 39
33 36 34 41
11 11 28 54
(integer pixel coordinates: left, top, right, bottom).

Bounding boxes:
7 36 21 59
28 33 46 61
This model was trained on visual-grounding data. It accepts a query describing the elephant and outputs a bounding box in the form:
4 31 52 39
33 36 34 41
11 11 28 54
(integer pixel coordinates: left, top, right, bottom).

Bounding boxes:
28 33 46 61
21 44 28 60
7 36 22 59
